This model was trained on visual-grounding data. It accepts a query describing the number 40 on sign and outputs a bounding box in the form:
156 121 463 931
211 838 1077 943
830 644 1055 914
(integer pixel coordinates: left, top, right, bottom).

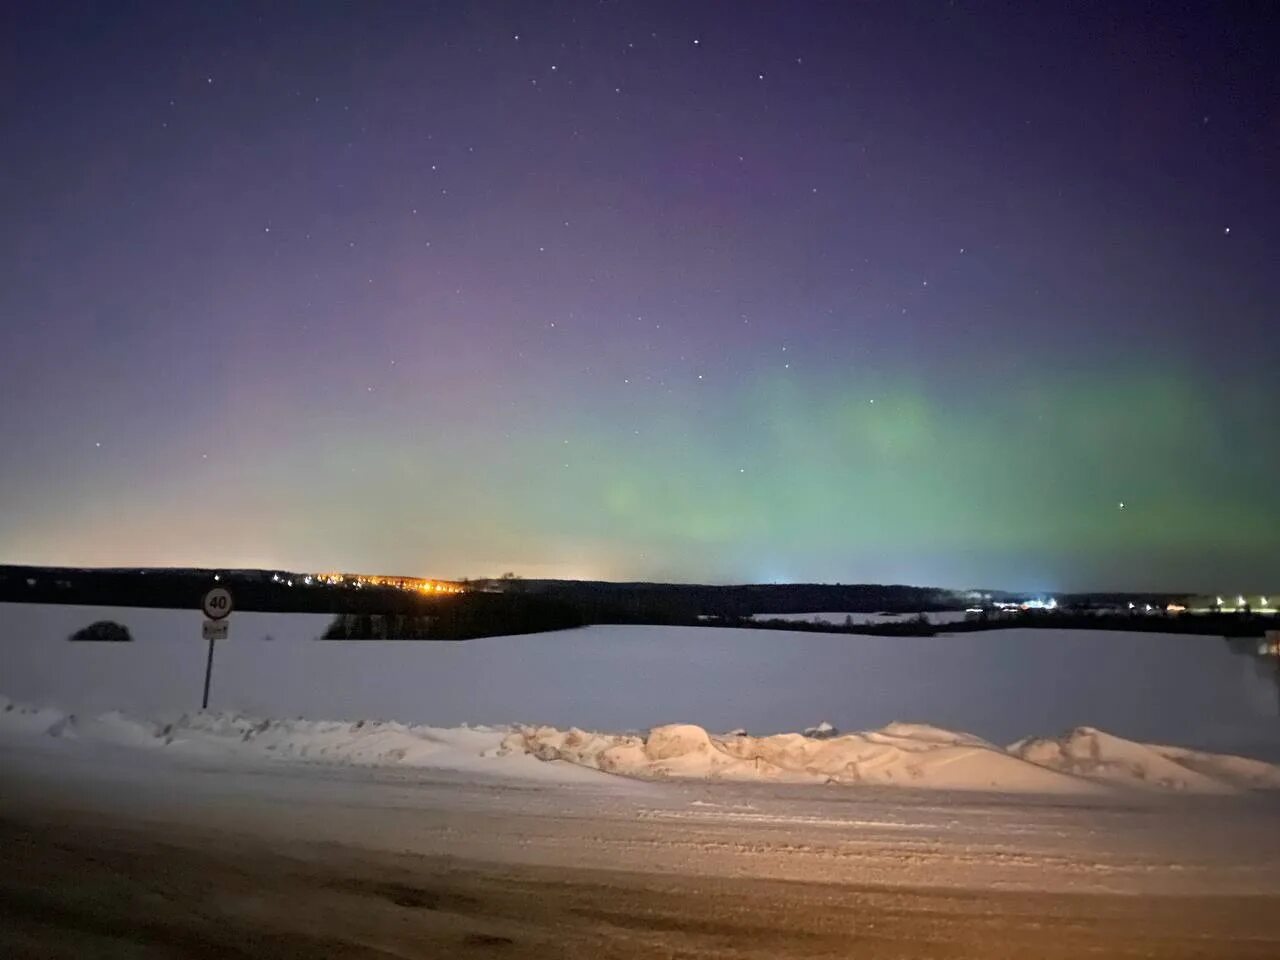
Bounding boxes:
199 586 233 709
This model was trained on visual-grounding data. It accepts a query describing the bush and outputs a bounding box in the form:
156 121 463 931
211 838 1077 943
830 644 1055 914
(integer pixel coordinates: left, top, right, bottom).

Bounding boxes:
68 620 132 643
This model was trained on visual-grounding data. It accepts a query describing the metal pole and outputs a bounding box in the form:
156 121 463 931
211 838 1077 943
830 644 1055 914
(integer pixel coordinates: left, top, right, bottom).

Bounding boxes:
201 636 215 710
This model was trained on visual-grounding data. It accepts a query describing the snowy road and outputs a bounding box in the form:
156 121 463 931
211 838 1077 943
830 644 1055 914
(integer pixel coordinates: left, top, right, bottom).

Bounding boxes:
5 744 1280 958
4 733 1280 896
4 735 1280 957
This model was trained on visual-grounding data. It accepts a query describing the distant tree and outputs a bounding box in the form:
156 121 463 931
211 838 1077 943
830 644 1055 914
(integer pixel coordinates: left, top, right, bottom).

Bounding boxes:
68 621 132 643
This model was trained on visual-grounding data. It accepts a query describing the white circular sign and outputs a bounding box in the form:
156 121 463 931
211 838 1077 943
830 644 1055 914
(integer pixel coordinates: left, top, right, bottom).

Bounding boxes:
202 587 233 620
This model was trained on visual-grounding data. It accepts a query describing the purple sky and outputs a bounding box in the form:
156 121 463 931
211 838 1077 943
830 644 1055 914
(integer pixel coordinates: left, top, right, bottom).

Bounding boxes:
2 2 1277 590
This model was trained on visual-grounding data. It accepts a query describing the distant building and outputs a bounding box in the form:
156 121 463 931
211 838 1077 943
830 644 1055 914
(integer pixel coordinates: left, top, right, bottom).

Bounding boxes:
311 572 467 594
1185 595 1277 615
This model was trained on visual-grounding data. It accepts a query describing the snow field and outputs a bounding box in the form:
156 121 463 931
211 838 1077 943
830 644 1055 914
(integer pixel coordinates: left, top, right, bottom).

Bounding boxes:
6 693 1279 795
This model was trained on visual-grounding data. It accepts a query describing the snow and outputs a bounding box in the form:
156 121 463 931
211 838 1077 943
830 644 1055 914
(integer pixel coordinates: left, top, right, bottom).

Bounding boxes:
0 693 599 784
508 721 1280 794
504 721 1085 792
3 602 1279 763
750 610 971 625
8 692 1278 796
1009 726 1280 794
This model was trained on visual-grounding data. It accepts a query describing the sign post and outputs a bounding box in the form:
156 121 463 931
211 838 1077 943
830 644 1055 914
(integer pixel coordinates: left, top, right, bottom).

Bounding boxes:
200 587 233 709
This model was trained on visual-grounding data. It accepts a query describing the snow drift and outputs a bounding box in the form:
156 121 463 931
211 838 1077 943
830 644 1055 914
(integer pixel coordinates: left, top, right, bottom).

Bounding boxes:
1009 726 1280 793
5 694 1279 795
500 722 1094 792
502 722 1280 794
0 693 580 782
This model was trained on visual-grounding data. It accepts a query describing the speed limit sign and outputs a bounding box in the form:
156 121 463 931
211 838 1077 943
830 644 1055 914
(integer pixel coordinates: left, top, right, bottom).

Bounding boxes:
202 587 233 620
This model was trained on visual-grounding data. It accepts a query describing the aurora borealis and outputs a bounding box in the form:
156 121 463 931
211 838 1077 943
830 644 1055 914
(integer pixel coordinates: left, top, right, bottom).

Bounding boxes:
2 3 1277 591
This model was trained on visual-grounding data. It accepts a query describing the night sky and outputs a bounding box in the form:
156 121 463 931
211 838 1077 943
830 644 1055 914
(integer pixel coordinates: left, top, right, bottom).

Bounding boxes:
2 2 1277 591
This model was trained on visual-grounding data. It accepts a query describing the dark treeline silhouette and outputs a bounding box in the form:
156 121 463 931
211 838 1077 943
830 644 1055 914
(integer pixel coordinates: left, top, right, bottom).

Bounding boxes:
4 565 1273 641
0 565 581 641
322 593 582 641
1 565 443 616
738 610 1276 638
514 580 967 623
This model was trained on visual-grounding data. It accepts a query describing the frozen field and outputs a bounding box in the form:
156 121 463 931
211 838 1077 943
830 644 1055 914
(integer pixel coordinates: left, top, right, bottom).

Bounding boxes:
3 601 1277 760
5 601 1280 956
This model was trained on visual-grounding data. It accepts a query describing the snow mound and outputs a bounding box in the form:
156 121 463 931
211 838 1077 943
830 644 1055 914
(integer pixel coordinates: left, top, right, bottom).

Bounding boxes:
506 722 1280 794
6 694 1279 795
503 722 1100 792
0 694 75 738
1009 727 1280 793
0 694 591 782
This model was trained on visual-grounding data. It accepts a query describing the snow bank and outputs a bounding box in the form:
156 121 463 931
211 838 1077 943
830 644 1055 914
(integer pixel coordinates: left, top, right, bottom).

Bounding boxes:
504 721 1280 794
6 693 1279 795
501 721 1098 792
1009 727 1280 794
0 695 75 738
0 693 586 782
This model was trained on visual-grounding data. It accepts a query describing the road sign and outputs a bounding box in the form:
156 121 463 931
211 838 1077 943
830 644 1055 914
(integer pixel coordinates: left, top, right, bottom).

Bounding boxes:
199 587 232 710
202 619 228 641
202 587 233 620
